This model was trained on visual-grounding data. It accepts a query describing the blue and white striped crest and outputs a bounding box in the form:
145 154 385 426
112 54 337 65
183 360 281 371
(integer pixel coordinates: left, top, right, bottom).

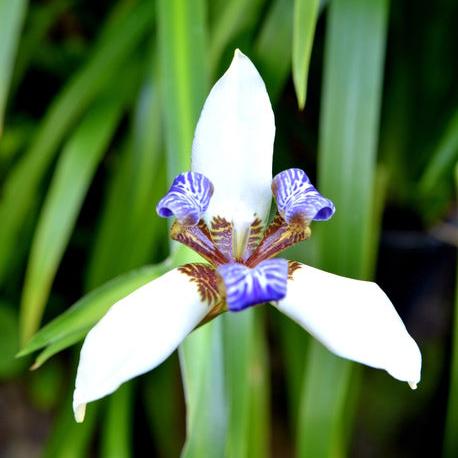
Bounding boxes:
156 172 214 226
272 168 335 223
217 259 288 311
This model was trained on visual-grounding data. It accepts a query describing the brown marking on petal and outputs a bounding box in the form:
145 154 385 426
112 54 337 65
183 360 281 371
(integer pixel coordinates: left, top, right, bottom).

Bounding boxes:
210 216 234 260
197 300 227 327
288 260 302 279
171 220 228 266
246 213 311 266
178 263 221 306
243 217 264 260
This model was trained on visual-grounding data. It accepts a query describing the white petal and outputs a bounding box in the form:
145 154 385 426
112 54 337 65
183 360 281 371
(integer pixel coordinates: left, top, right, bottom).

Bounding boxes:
276 263 421 385
73 268 209 421
191 49 275 242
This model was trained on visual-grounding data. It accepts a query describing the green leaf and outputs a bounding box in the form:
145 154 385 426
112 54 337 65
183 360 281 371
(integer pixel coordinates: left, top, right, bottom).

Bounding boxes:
157 0 207 182
297 343 353 458
86 67 166 289
223 310 256 458
292 0 319 109
179 319 227 458
18 261 171 357
297 0 389 456
0 303 28 378
31 328 89 370
10 0 71 98
27 358 64 410
209 0 266 75
143 358 182 458
224 308 270 458
0 0 28 135
43 390 99 458
443 163 458 458
101 383 133 458
19 89 126 344
246 310 270 458
0 0 154 285
419 109 458 199
254 0 294 103
157 2 228 455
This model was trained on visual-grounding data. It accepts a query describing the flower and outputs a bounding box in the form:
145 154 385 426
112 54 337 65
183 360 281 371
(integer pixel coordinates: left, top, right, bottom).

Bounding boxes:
73 49 421 423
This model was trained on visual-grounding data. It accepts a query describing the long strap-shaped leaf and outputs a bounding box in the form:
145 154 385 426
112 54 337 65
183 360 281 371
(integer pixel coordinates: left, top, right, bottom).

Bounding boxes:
0 0 28 135
156 1 228 457
0 1 153 286
19 86 128 344
18 262 171 359
85 69 166 290
292 0 319 109
297 0 389 456
443 164 458 458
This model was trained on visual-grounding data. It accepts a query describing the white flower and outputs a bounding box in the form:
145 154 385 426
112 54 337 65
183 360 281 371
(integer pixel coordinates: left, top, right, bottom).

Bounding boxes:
73 49 421 422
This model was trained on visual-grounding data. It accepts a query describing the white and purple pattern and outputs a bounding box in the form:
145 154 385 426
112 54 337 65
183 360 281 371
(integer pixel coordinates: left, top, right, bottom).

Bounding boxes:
272 168 335 223
156 172 214 226
217 259 288 311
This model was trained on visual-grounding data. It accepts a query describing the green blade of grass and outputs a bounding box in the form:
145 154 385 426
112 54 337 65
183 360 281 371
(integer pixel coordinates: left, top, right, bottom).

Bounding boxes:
143 358 182 458
10 0 72 98
0 0 154 286
86 69 166 290
418 109 458 200
292 0 319 109
0 0 28 135
18 261 171 357
223 308 270 458
157 0 207 182
223 310 256 458
297 0 389 456
246 309 270 458
31 327 89 369
209 0 266 75
43 391 99 458
157 1 228 456
19 88 127 344
101 383 133 458
443 163 458 458
254 0 294 102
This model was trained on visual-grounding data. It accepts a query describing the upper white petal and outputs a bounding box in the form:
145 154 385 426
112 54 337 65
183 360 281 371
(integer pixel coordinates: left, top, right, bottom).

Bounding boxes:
191 49 275 239
73 268 209 421
276 263 421 384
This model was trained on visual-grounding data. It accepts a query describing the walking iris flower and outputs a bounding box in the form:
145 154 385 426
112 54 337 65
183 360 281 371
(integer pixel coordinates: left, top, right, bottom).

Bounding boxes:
73 50 421 422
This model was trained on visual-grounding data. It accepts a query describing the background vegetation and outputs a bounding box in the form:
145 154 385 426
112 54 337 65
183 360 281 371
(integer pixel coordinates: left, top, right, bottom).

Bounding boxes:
0 0 457 456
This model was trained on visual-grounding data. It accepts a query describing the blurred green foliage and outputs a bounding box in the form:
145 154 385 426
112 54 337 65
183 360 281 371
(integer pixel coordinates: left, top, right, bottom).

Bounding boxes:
0 0 456 457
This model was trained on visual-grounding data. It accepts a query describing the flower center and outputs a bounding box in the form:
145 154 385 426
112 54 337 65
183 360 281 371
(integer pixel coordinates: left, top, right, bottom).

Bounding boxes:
156 169 335 312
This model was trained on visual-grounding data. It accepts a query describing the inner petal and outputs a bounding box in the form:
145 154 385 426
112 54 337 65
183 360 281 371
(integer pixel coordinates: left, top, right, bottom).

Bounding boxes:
156 172 214 226
217 259 288 312
272 168 335 223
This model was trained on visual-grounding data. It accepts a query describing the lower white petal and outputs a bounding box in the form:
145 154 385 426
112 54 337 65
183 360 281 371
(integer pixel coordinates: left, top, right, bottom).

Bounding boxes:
73 268 210 421
276 263 421 385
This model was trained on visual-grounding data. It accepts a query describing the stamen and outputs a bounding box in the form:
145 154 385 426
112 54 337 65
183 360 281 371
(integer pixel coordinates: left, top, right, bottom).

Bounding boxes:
209 216 234 261
243 217 264 261
156 172 214 226
246 213 310 266
217 259 288 312
272 168 335 224
171 220 228 266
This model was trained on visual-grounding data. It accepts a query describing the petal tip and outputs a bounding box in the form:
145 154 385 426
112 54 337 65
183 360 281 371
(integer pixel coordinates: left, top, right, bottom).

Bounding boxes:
408 381 418 390
74 403 86 423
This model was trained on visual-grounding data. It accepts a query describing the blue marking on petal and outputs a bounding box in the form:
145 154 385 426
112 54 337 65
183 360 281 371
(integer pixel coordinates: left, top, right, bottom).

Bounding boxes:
156 172 214 226
272 168 335 223
217 259 288 312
